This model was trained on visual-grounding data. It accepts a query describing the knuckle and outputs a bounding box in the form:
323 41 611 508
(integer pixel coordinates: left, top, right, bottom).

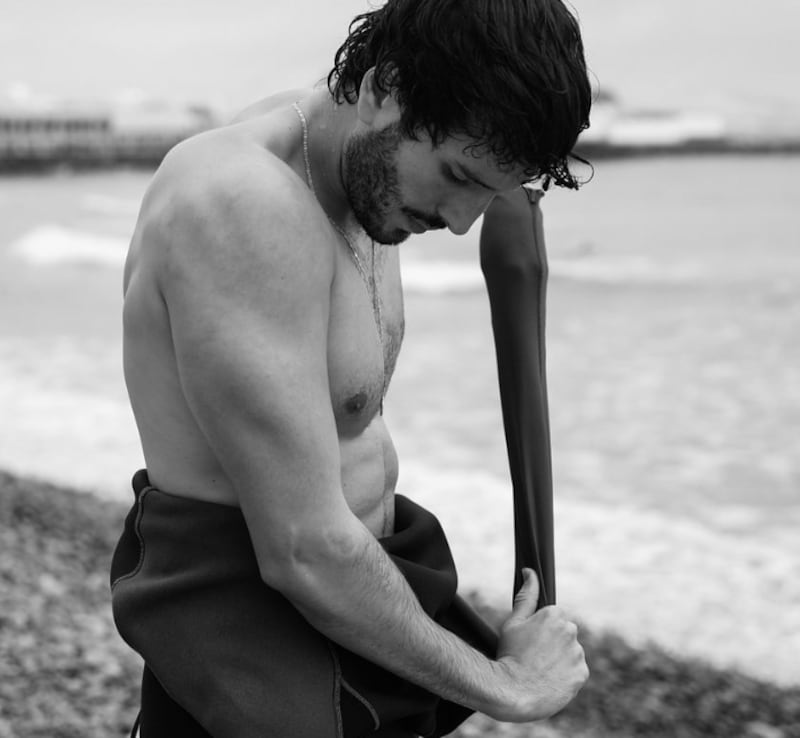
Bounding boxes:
573 656 590 684
540 605 560 621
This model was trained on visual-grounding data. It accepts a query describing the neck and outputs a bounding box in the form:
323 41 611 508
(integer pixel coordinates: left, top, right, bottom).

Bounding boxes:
296 88 358 229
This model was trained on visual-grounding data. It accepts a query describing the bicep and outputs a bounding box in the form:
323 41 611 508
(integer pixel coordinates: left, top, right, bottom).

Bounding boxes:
171 286 338 500
160 179 350 569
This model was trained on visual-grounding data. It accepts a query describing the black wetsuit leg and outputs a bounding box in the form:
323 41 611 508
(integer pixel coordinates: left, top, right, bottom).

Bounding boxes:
137 666 212 738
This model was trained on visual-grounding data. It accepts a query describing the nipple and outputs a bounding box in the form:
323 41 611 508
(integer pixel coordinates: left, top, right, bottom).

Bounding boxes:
345 391 368 415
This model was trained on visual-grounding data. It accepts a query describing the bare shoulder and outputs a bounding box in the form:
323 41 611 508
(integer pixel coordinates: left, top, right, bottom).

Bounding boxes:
140 129 334 308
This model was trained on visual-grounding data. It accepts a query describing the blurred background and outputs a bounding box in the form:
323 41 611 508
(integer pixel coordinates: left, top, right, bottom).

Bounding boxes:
1 1 799 733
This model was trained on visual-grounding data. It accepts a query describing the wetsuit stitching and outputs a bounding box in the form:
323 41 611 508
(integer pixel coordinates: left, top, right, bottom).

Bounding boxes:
111 487 153 590
128 711 140 738
340 676 381 732
327 643 345 738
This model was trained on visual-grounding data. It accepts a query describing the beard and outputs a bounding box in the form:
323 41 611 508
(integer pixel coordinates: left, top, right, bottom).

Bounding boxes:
342 124 446 245
342 123 408 245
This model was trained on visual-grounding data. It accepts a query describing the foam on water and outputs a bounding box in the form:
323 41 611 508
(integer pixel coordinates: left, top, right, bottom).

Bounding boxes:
400 261 485 294
0 302 796 686
11 225 128 268
549 255 705 285
0 338 142 501
7 224 705 288
399 459 800 686
398 255 705 295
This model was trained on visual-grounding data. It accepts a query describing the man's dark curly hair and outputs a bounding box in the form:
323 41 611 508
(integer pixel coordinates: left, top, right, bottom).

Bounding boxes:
328 0 592 189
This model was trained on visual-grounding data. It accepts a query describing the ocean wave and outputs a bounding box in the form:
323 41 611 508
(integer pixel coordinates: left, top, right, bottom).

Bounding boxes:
10 225 701 287
400 260 485 294
550 255 703 285
10 225 128 267
398 459 800 686
399 255 703 294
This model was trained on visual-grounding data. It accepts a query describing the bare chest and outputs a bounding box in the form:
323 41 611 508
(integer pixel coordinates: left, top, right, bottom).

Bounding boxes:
327 243 404 431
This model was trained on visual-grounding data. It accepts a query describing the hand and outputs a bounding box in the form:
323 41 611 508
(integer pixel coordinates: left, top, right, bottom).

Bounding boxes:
490 568 589 722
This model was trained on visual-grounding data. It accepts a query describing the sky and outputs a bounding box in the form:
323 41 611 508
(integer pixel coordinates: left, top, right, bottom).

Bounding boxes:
2 0 799 124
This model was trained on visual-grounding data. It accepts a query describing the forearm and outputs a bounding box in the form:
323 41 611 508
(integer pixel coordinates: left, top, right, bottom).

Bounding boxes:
271 516 509 717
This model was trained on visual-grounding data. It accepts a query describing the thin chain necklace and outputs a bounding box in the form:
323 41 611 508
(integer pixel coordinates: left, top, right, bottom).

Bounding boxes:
292 102 387 410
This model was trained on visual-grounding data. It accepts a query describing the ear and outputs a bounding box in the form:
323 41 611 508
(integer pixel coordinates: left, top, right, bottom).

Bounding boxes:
356 67 402 129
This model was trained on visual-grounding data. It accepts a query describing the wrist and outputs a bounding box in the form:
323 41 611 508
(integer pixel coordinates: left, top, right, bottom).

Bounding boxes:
477 658 520 721
483 657 548 723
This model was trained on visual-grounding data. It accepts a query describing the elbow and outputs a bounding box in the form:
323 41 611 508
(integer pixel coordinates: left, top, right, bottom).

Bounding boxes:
256 520 364 595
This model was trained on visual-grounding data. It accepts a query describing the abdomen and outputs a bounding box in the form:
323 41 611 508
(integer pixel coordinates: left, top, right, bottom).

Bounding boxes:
339 418 398 537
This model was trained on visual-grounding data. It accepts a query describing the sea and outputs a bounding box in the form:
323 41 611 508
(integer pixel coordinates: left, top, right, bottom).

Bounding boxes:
1 154 798 685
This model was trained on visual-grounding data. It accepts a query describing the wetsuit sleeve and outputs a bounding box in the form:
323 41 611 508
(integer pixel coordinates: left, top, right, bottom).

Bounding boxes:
480 187 556 608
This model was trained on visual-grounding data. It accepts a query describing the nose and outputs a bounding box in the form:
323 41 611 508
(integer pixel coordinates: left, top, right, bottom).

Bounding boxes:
440 192 496 236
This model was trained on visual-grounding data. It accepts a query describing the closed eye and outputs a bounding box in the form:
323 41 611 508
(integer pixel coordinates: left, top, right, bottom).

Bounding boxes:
444 166 470 186
445 163 500 191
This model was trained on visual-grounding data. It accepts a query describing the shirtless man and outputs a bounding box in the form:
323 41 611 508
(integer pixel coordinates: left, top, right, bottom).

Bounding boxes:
112 1 592 735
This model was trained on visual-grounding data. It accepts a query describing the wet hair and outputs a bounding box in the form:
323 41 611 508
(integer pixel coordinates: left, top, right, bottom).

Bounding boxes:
328 0 592 189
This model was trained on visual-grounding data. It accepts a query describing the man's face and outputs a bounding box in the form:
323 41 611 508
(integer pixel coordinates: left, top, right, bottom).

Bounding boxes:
343 123 527 246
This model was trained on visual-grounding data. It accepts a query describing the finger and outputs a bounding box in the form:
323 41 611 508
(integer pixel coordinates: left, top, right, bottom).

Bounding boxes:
511 568 540 618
